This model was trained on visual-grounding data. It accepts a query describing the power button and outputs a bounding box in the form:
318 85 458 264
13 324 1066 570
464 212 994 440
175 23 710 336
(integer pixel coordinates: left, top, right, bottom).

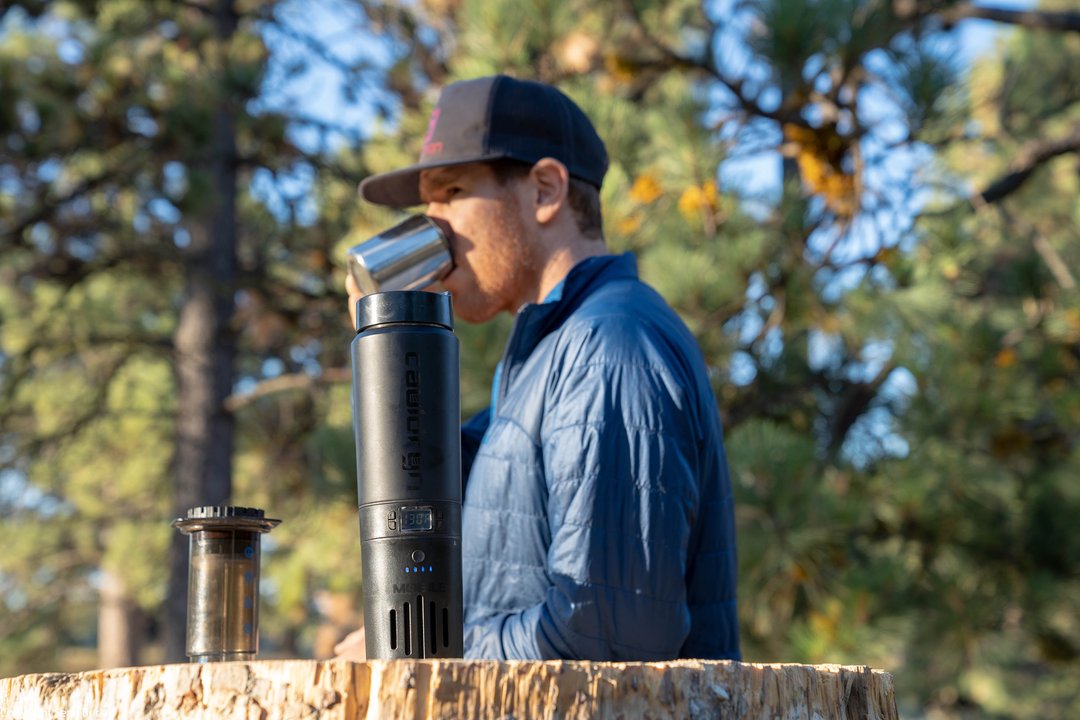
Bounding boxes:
410 550 426 563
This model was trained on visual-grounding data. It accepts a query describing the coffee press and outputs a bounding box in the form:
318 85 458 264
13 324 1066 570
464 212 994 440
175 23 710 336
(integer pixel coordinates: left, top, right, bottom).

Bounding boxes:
351 291 463 658
172 506 280 662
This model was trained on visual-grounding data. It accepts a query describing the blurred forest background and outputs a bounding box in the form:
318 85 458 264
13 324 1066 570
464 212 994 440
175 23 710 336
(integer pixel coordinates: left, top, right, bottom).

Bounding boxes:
1 0 1078 716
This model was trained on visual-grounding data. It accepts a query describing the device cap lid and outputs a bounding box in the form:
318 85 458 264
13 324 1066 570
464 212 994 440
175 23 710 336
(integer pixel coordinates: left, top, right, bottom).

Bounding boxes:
355 291 454 332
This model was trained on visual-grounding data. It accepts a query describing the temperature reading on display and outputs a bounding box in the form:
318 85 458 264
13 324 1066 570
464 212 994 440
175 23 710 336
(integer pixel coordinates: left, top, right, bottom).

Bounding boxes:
400 507 433 532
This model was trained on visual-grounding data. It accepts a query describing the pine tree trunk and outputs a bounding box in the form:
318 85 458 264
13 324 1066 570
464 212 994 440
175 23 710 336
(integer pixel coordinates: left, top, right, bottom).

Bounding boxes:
163 0 240 663
97 570 143 668
0 659 900 719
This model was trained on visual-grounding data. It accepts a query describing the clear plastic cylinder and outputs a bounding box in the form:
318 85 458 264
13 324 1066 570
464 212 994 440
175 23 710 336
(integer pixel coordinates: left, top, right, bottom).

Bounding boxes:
172 507 280 663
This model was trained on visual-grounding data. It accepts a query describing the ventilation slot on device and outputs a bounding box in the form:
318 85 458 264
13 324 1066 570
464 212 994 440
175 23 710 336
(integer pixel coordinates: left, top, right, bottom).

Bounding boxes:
429 601 438 655
396 597 445 657
415 595 426 658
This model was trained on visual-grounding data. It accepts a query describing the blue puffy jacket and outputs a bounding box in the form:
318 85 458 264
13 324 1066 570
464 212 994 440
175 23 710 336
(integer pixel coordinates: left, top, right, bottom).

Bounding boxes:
460 253 739 660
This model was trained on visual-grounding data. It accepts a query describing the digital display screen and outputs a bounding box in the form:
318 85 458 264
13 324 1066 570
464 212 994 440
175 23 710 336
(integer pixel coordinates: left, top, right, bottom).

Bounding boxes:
400 507 433 532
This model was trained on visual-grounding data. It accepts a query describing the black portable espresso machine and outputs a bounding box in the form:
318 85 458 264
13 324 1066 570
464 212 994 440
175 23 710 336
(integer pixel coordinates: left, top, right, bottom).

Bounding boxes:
350 288 464 659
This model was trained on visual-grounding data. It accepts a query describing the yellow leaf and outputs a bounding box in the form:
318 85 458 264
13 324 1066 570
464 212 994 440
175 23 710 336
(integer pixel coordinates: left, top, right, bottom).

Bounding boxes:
677 180 720 222
702 180 718 209
994 347 1017 368
629 174 663 204
678 185 705 221
782 123 816 146
603 52 636 84
783 122 858 217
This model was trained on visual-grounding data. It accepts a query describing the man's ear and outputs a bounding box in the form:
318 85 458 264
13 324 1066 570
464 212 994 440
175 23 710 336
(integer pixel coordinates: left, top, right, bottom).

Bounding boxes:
529 158 570 225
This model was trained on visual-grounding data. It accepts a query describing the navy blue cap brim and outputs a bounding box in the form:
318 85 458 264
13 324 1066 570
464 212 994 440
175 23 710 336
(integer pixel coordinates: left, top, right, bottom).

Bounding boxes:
358 153 513 208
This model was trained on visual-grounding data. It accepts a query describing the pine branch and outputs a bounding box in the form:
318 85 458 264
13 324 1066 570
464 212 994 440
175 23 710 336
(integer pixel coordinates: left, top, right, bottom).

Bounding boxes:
944 3 1080 33
723 370 821 431
174 0 215 16
996 205 1077 291
974 124 1080 205
0 152 146 247
618 0 795 124
0 350 145 459
0 580 73 637
223 366 349 413
826 361 895 458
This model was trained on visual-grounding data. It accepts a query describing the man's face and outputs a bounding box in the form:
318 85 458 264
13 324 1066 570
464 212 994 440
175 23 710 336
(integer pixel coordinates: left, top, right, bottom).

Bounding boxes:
420 163 539 323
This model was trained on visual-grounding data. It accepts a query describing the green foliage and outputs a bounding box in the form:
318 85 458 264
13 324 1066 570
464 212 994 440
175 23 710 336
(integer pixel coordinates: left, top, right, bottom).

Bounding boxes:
395 2 1080 717
0 0 402 668
3 0 1079 717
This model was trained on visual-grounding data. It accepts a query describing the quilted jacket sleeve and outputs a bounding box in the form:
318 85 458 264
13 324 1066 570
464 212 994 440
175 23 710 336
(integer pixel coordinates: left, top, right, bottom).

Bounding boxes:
466 329 701 660
460 407 491 492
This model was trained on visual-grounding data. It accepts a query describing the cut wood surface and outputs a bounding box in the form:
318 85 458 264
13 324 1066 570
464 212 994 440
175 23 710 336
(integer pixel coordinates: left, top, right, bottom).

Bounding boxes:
0 658 898 719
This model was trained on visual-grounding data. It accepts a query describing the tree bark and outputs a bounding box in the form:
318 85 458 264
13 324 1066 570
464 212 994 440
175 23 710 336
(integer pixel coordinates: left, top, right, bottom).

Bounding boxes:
0 659 900 719
163 0 241 663
97 570 144 669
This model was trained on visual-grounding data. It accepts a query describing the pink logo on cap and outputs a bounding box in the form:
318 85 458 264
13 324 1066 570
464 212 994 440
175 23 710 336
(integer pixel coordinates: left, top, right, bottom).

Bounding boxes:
422 108 443 158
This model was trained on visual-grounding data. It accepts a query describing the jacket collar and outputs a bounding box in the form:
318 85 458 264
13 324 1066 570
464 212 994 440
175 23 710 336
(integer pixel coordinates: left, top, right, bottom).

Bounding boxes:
546 252 638 316
502 253 638 370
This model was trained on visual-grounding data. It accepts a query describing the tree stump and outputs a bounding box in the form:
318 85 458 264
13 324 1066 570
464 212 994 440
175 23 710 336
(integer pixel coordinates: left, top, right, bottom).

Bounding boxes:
0 659 898 719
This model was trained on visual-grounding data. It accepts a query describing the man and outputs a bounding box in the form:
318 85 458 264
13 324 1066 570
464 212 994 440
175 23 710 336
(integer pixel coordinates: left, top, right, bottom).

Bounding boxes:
341 75 739 661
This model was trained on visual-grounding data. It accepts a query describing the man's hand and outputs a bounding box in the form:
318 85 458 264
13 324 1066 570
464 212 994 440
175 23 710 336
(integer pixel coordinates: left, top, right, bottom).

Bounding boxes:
346 272 365 330
334 625 367 661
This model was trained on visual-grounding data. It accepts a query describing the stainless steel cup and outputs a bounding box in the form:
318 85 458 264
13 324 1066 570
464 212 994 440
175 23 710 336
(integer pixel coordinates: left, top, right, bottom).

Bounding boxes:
347 215 452 295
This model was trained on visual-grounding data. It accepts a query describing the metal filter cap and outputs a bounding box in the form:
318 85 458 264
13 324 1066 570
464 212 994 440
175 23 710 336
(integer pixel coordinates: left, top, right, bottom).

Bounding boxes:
172 505 281 534
355 290 454 333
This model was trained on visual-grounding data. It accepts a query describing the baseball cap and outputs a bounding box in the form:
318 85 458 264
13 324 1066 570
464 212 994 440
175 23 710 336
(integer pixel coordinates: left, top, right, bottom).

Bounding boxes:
359 75 609 208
